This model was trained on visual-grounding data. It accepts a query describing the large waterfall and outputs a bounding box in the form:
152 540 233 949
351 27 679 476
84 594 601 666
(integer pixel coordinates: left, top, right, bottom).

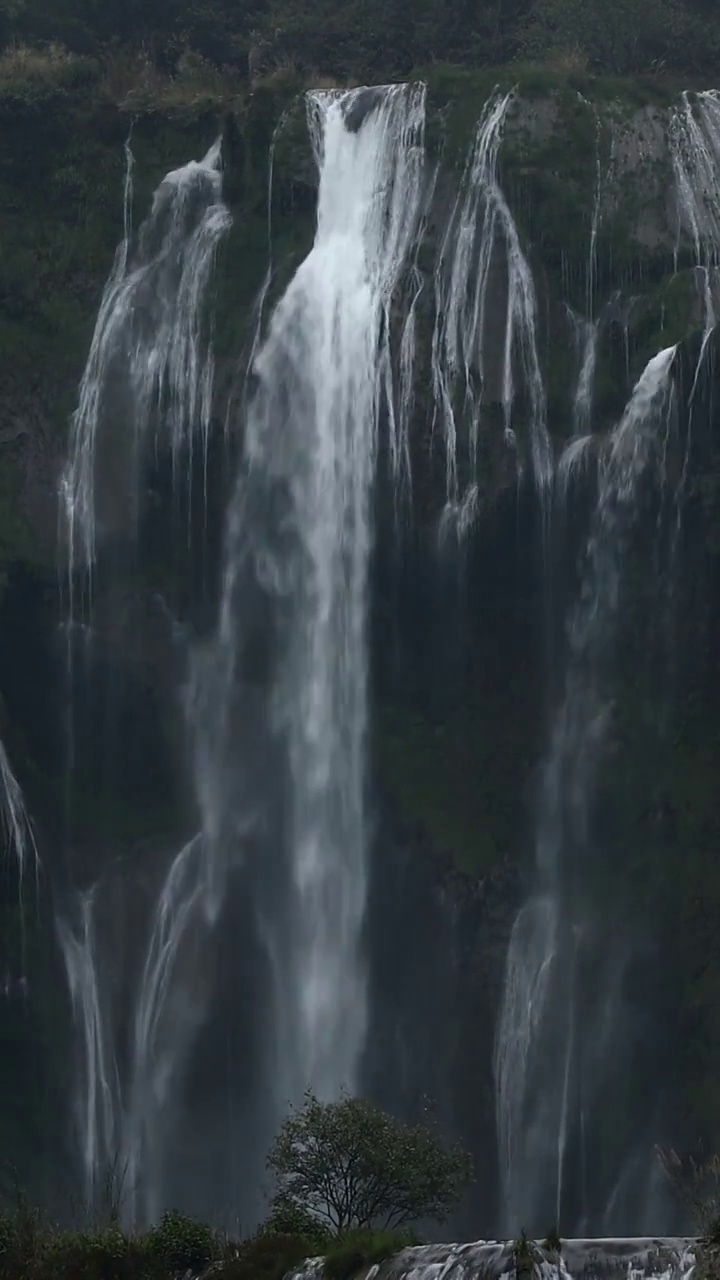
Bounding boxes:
6 63 720 1246
192 83 427 1114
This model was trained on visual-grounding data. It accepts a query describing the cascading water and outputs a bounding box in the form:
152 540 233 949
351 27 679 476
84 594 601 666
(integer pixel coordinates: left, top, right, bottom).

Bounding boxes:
0 733 39 999
36 78 720 1239
495 347 678 1234
61 136 231 608
669 90 720 334
431 90 550 530
289 1237 697 1280
123 836 207 1225
56 889 118 1206
665 92 720 676
568 102 612 439
569 311 598 437
0 736 38 890
192 82 427 1120
58 138 231 1216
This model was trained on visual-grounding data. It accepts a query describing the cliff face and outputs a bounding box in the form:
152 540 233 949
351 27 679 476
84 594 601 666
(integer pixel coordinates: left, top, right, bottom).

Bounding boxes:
0 67 719 1230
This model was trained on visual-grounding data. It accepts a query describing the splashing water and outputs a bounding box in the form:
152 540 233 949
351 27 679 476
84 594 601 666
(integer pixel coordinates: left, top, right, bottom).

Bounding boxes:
61 137 231 612
288 1237 697 1280
431 90 550 524
192 83 427 1118
495 347 678 1234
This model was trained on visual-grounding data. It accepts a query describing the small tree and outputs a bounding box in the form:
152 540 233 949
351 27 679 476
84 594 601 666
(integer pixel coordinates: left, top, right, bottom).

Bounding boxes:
266 1091 472 1235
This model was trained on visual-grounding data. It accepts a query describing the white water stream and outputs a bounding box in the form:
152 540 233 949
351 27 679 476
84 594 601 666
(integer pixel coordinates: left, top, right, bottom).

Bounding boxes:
193 83 427 1116
495 348 678 1233
431 90 550 530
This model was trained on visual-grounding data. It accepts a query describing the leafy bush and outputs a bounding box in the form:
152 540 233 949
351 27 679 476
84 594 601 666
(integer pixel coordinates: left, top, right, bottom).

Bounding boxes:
145 1209 219 1274
220 1231 321 1280
0 41 99 96
0 1193 51 1279
34 1227 149 1280
323 1229 419 1280
0 1199 149 1280
257 1198 331 1247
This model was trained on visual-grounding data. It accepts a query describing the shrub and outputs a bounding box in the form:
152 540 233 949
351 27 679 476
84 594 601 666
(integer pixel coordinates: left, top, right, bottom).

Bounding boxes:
257 1199 331 1247
34 1227 149 1280
220 1231 321 1280
323 1229 419 1280
145 1209 219 1274
0 1193 52 1279
0 41 99 96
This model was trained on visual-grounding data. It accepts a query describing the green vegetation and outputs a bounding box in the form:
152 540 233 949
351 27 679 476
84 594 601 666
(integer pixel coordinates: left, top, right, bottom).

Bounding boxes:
323 1229 419 1280
0 1209 417 1280
0 1095 466 1277
542 1229 562 1254
511 1231 541 1277
0 1199 221 1279
0 0 715 111
656 1148 720 1278
266 1091 472 1234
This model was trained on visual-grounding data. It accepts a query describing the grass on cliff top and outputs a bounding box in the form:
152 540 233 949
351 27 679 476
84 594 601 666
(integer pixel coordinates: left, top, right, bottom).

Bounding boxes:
0 40 689 116
423 58 682 107
0 42 246 112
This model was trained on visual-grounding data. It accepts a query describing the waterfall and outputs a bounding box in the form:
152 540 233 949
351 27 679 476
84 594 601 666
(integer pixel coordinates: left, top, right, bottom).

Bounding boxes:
60 136 231 611
192 82 427 1118
495 346 678 1234
556 434 596 509
58 136 231 1215
57 838 213 1222
583 96 604 319
60 134 134 614
56 889 119 1206
669 90 720 334
123 836 208 1225
567 103 610 440
666 91 720 654
431 90 550 528
568 311 599 437
0 736 38 890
